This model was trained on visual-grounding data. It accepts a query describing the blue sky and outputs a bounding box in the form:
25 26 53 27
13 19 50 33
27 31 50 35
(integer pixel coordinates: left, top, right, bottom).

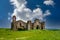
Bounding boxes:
0 0 60 29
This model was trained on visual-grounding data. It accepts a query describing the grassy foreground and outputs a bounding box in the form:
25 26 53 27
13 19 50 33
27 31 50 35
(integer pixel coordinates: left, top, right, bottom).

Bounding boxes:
0 28 60 40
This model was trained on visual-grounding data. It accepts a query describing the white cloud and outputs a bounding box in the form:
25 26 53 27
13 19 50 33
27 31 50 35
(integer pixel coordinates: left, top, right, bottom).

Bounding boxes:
33 8 43 20
36 5 40 7
10 0 51 22
8 12 11 21
44 10 51 17
8 17 11 20
8 12 11 16
43 0 55 6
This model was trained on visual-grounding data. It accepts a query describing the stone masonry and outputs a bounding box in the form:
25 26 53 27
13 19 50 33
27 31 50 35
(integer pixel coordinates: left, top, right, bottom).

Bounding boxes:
11 16 45 30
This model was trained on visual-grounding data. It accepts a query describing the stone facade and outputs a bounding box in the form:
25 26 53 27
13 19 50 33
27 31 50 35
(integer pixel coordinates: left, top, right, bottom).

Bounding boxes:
11 16 45 30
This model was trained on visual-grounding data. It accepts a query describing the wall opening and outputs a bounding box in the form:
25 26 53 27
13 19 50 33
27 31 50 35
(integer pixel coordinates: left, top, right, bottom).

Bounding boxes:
36 25 39 29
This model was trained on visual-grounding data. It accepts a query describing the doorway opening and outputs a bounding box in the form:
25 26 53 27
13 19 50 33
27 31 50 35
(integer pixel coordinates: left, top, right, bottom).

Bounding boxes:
36 25 39 29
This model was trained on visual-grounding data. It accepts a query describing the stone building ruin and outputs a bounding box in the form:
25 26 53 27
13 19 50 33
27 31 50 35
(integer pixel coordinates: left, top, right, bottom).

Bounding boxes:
11 16 45 30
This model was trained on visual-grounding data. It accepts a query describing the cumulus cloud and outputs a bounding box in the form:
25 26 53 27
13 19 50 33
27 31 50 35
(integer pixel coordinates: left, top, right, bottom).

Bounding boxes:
43 0 55 6
8 12 11 21
8 17 11 20
44 10 51 17
10 0 51 22
36 5 40 8
8 12 11 16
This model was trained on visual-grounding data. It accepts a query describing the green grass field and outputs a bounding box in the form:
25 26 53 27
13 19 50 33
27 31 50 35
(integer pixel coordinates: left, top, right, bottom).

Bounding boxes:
0 28 60 40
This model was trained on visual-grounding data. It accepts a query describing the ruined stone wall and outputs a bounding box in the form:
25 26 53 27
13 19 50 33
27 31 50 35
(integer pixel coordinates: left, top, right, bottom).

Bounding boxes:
16 21 26 30
41 22 45 29
11 16 45 30
11 22 17 30
33 19 41 29
26 21 33 30
11 16 17 30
